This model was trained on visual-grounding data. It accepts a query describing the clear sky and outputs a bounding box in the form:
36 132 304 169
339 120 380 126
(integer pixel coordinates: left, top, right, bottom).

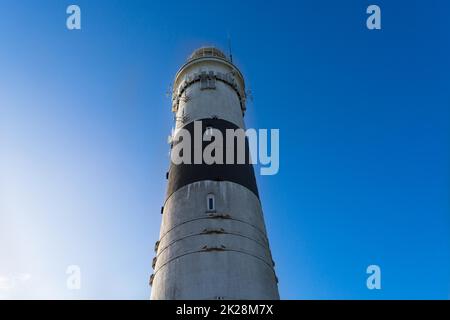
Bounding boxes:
0 0 449 299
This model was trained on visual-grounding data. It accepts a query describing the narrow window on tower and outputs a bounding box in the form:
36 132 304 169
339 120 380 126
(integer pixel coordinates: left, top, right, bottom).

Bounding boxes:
208 71 216 89
200 71 208 90
200 71 216 90
206 193 215 212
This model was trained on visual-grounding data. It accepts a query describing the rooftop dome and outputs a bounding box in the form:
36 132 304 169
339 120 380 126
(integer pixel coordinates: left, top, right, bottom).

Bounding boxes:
188 47 228 61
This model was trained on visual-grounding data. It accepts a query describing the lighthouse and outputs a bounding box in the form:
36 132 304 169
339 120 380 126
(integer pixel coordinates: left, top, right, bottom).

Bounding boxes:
150 47 279 300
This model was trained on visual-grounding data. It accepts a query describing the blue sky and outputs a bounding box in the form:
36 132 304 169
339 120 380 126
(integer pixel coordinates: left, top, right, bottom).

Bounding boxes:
0 0 449 299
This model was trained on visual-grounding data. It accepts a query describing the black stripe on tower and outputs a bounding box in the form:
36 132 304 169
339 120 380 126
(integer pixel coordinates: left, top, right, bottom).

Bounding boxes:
166 118 259 200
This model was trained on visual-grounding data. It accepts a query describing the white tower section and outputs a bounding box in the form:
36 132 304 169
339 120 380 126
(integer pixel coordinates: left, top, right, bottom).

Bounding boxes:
150 47 279 300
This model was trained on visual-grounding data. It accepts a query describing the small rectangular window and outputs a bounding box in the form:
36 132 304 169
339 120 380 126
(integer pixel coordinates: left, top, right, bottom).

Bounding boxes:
200 72 207 89
208 198 214 210
200 71 216 90
208 71 216 89
206 194 215 212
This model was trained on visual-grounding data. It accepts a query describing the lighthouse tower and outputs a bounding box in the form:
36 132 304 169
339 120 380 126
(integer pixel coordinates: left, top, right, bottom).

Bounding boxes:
150 47 279 300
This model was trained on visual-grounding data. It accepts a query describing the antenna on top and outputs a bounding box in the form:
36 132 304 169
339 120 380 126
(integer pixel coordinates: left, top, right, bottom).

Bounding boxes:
227 33 233 63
